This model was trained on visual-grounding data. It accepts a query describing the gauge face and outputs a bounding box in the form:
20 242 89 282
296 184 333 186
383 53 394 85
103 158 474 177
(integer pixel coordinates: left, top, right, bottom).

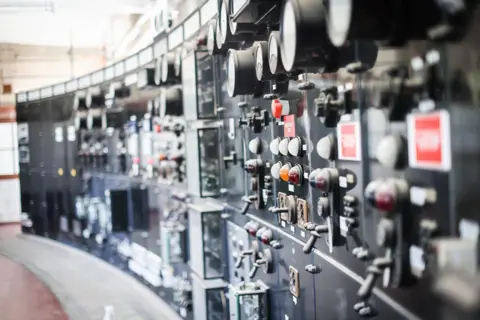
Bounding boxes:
162 55 169 82
327 0 352 47
215 22 224 50
220 1 228 43
207 22 216 54
280 1 297 72
255 45 263 81
226 51 236 97
268 34 279 74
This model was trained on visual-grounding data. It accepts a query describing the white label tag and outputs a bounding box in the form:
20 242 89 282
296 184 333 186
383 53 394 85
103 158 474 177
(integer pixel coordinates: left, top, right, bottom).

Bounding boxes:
292 296 297 305
281 221 286 228
285 315 290 320
303 172 309 179
339 176 347 188
339 217 348 237
55 127 63 142
302 145 307 151
180 308 187 317
60 216 68 232
290 225 295 233
300 231 305 238
288 184 294 192
409 245 425 278
459 219 480 242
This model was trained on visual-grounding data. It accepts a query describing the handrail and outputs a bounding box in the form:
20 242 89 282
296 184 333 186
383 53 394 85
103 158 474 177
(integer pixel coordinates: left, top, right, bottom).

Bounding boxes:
16 0 217 103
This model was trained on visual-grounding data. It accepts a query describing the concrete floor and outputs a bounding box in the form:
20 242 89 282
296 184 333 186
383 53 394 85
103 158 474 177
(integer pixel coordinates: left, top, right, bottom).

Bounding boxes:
0 225 181 320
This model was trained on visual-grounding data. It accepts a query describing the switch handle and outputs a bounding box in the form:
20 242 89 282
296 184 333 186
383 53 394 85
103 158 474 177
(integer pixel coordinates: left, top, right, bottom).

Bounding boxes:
303 234 318 254
248 264 259 278
357 273 378 300
234 256 244 269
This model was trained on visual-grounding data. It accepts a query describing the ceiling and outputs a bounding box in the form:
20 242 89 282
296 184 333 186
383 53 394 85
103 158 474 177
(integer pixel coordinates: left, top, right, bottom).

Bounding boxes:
0 0 160 48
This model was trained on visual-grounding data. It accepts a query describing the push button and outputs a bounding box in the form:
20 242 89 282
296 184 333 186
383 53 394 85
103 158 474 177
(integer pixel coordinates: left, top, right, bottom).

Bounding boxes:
279 163 292 182
288 164 303 186
316 134 336 160
308 168 339 192
248 137 263 154
279 137 290 156
269 137 281 155
288 137 303 157
270 161 282 179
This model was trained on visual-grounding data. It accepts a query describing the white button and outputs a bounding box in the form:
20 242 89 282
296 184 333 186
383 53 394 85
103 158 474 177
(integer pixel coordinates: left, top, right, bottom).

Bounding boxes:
269 137 281 155
249 137 262 154
279 137 290 156
270 161 282 179
316 134 335 160
376 135 402 169
288 137 302 157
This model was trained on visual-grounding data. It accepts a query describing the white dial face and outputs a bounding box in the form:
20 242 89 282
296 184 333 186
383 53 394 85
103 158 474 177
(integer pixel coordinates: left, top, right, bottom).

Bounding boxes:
327 0 352 47
255 45 263 80
220 1 228 43
268 35 279 73
207 23 215 54
280 1 297 72
227 52 236 97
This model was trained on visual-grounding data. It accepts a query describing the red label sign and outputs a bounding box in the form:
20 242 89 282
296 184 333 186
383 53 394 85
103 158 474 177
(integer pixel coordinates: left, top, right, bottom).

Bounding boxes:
407 111 451 171
337 122 361 161
284 115 296 137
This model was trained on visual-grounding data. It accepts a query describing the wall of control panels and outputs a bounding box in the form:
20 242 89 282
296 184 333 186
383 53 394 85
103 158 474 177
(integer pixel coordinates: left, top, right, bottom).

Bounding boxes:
16 1 480 319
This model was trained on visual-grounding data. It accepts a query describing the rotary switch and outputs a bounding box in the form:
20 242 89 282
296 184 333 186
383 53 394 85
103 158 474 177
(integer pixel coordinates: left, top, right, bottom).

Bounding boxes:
269 195 298 224
270 137 281 155
249 249 273 278
303 222 329 254
288 137 304 157
270 161 282 180
278 137 290 156
279 163 292 182
316 134 337 161
288 164 303 186
308 168 339 192
244 159 263 175
375 134 407 170
365 179 409 214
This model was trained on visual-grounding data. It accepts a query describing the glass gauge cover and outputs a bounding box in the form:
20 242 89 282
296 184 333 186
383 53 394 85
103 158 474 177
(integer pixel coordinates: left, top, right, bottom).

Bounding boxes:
207 22 216 54
327 0 352 47
227 51 236 97
255 45 264 81
280 1 297 71
219 1 228 43
268 33 279 73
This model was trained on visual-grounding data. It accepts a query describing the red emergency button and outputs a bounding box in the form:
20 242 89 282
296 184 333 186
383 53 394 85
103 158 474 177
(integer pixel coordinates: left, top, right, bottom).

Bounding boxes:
288 164 303 186
133 156 140 164
375 191 395 212
260 229 273 245
155 125 161 133
244 221 259 236
147 158 154 165
271 99 285 119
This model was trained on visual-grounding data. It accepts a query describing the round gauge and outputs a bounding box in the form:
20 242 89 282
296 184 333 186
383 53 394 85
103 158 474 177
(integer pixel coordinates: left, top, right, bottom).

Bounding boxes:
280 0 297 72
207 20 216 55
219 0 228 43
327 0 352 47
255 44 264 81
226 50 236 97
268 31 283 74
215 21 224 50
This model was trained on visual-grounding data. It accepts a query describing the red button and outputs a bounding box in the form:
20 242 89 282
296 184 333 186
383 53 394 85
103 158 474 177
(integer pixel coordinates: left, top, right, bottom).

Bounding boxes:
147 158 154 165
288 165 303 185
271 99 284 119
261 236 270 245
375 192 395 212
133 157 140 164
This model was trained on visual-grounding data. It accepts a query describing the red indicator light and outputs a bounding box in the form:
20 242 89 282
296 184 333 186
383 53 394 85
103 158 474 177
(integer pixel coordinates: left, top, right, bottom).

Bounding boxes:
133 157 140 164
288 165 303 186
375 192 395 212
271 99 284 119
261 236 270 245
147 158 154 165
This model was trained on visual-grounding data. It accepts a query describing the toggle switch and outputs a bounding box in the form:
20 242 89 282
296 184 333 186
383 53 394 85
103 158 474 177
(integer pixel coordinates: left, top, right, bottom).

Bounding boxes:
270 137 281 155
357 257 393 300
305 264 321 274
270 161 282 179
249 249 273 278
308 168 339 192
278 137 290 156
235 249 255 268
288 136 304 157
271 99 289 119
288 164 303 186
248 137 263 154
240 195 257 214
279 163 292 182
375 134 407 170
316 134 337 161
244 159 263 174
303 222 329 254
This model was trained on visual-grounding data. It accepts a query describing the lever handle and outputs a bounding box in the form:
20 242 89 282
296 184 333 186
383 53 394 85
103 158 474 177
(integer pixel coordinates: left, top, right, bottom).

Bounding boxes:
303 234 318 254
357 272 378 300
248 264 259 278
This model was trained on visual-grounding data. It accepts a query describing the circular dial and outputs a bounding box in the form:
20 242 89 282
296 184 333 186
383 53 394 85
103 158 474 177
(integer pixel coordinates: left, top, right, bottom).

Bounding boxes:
255 44 264 81
207 21 216 55
268 31 282 74
280 0 297 72
226 50 236 97
219 0 228 43
327 0 352 47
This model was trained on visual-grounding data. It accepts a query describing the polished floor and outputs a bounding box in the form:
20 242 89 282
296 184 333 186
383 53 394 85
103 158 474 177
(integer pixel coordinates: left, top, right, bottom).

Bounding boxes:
0 224 180 320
